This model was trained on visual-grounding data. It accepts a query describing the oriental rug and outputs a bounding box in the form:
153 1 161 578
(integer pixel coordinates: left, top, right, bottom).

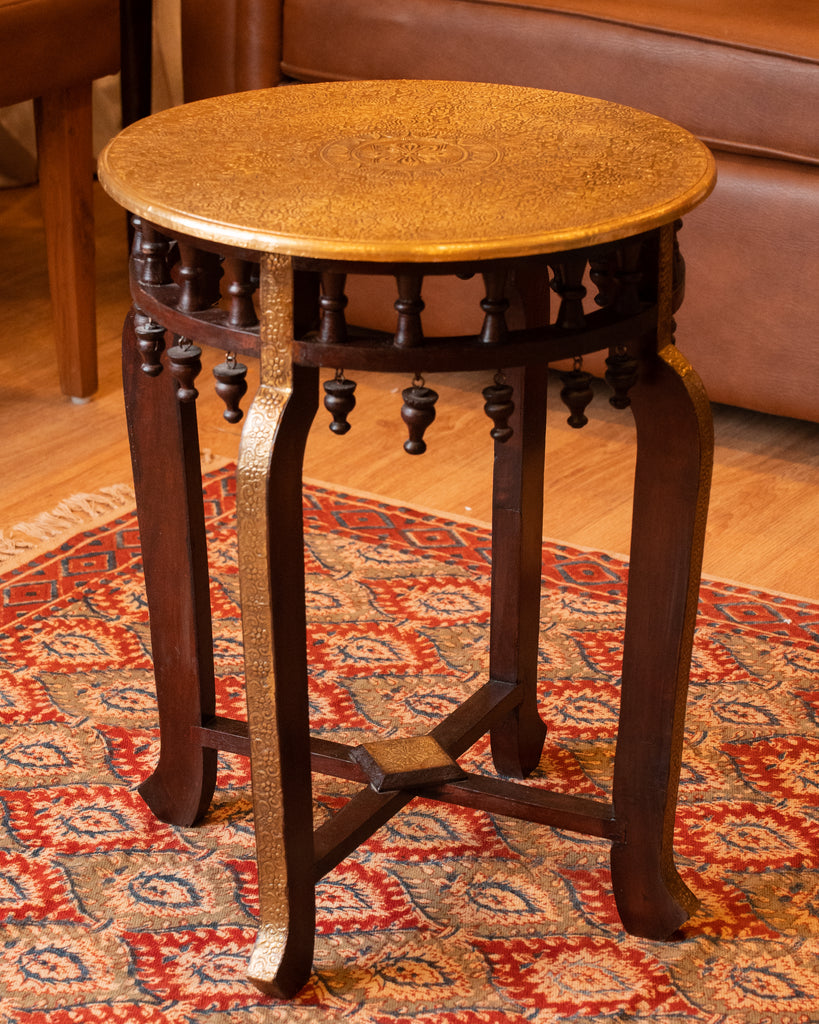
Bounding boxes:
1 466 817 1023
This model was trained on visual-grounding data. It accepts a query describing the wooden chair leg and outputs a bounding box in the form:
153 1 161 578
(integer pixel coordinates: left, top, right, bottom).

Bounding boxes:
488 363 549 778
610 341 713 938
34 83 98 400
120 0 153 127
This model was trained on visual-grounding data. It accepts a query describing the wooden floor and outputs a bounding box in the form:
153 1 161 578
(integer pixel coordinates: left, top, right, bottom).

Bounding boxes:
2 183 818 599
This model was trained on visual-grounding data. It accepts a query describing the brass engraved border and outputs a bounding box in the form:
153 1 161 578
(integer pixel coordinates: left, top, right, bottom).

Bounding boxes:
236 252 294 985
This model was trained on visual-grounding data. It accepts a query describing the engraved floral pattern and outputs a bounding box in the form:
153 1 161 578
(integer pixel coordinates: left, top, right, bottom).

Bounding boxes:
320 135 500 173
98 80 715 261
235 252 295 989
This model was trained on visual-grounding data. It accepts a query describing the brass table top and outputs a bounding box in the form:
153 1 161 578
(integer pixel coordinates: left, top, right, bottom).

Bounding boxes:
99 79 715 262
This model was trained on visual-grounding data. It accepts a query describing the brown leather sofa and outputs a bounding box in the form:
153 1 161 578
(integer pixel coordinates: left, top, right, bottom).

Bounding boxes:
179 0 819 423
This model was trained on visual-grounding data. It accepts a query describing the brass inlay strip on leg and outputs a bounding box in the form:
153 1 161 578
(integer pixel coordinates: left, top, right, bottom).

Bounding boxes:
236 252 295 987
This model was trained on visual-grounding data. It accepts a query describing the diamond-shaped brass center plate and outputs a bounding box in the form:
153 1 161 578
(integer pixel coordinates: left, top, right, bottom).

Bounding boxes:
351 735 466 793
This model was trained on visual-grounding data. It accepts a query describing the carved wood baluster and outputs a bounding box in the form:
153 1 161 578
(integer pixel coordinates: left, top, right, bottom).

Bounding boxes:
613 239 644 317
133 218 172 287
394 273 425 348
167 337 202 402
224 257 259 327
401 374 438 453
213 352 249 422
176 243 223 313
319 272 348 344
130 215 144 260
672 219 685 298
551 254 587 329
480 269 509 344
589 248 618 309
133 308 166 376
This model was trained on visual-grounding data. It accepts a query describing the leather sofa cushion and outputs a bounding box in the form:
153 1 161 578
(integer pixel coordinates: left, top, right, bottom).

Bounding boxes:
0 0 119 108
281 0 818 165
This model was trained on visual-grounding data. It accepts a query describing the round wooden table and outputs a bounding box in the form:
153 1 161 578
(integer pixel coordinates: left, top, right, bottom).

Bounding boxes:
99 79 716 998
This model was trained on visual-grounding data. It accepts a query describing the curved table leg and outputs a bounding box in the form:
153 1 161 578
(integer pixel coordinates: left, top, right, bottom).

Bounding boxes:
489 363 549 778
123 308 217 826
610 341 713 937
238 255 318 997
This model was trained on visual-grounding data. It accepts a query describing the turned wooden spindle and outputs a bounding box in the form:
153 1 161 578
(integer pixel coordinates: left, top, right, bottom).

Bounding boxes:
224 257 259 328
394 273 425 348
480 269 510 344
551 254 587 329
323 370 357 434
612 239 644 317
482 373 515 442
589 249 618 309
167 337 203 402
213 352 249 422
130 215 144 260
133 308 166 376
176 243 223 313
133 219 172 287
401 375 438 454
559 356 594 428
672 219 686 294
319 273 349 344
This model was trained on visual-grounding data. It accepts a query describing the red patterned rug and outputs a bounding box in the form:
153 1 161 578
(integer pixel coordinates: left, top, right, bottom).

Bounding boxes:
1 466 818 1023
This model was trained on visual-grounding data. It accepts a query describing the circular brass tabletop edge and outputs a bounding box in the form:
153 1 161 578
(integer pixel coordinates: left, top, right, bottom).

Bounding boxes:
98 78 717 262
99 153 716 262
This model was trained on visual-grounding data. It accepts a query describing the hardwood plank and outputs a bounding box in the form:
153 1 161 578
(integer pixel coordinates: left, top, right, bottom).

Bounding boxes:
1 183 817 599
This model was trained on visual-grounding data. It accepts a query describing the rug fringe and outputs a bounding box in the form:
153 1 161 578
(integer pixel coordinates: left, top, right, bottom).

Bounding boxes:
0 484 136 574
0 450 232 575
4 465 809 605
5 484 137 542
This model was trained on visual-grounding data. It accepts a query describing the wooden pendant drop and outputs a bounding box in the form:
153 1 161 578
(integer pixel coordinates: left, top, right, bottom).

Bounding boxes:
401 375 438 454
559 357 594 428
167 338 203 403
213 353 249 422
323 370 357 434
134 309 165 377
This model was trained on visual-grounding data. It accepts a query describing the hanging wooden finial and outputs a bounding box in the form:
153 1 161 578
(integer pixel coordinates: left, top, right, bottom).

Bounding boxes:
133 309 165 377
482 371 515 442
323 369 357 434
167 337 203 403
559 356 594 428
213 352 249 422
401 374 438 454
